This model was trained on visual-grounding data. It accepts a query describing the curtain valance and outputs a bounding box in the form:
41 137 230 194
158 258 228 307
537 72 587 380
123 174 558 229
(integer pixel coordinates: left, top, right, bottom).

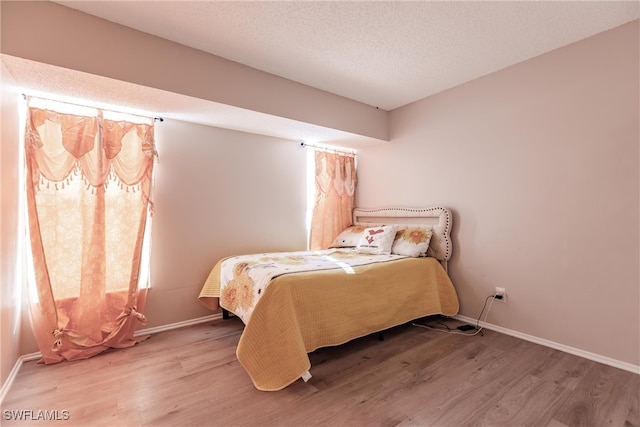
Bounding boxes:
26 107 156 189
314 150 356 198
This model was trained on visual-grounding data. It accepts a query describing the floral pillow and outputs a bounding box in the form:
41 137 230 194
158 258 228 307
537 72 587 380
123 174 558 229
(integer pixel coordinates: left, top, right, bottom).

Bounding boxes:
391 227 432 257
329 225 366 248
356 225 398 255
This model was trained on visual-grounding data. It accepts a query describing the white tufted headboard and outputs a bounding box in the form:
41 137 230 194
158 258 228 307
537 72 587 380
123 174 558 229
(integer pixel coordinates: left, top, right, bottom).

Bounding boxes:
352 206 453 269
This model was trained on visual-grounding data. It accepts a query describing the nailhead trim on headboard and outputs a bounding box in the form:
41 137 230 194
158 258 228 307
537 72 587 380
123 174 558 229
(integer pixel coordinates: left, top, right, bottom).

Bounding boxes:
352 206 452 261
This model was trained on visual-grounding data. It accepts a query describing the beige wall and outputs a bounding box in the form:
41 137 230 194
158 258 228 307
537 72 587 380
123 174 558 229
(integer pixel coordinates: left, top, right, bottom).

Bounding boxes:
0 62 22 387
356 21 639 366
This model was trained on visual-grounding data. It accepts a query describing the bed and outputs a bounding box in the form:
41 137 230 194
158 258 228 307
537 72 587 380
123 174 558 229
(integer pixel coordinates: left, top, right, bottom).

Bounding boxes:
198 206 459 391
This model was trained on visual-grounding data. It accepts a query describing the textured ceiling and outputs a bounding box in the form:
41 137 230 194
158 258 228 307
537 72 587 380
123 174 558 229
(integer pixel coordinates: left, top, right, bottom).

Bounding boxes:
53 0 639 111
4 1 639 147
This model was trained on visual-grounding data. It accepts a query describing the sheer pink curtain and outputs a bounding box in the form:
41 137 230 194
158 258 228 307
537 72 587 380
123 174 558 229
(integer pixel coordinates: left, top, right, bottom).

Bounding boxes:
24 100 156 363
309 149 357 250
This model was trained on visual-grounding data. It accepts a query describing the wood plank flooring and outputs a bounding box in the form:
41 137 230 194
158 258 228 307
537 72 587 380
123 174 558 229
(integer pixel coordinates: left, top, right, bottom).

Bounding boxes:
2 316 638 427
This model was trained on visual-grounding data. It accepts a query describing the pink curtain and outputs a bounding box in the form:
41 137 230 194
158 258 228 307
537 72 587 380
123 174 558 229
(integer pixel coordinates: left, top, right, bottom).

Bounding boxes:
309 149 357 249
24 102 156 363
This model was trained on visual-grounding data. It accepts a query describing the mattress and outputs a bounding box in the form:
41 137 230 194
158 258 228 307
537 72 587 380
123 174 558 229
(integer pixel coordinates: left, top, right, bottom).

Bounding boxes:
199 252 459 391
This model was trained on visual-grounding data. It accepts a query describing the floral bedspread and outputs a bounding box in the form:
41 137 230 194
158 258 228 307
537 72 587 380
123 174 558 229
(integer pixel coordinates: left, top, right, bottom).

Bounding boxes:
219 249 406 323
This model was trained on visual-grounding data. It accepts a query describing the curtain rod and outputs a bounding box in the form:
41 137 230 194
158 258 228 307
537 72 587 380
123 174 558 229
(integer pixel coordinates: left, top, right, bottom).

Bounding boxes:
23 93 164 122
300 141 356 155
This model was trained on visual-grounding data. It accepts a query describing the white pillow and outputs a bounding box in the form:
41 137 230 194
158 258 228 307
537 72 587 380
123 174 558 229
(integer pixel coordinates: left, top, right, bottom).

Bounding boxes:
391 227 432 257
329 225 366 248
356 225 398 255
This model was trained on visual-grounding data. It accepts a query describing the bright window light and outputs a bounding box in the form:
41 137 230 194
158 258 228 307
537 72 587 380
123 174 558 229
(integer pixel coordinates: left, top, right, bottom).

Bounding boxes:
305 147 315 249
18 95 39 306
26 93 155 125
322 255 355 274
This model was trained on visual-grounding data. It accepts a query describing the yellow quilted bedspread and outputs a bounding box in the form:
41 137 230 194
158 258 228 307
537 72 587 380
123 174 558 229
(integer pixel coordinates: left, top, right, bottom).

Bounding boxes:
199 256 459 391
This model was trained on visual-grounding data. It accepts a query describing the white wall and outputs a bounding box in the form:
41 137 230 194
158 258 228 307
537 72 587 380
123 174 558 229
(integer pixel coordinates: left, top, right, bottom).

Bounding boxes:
145 120 308 328
356 21 639 366
0 62 22 389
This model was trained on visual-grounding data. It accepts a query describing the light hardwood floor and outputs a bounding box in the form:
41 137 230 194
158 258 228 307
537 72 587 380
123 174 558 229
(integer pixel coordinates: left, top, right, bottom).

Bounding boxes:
2 316 638 427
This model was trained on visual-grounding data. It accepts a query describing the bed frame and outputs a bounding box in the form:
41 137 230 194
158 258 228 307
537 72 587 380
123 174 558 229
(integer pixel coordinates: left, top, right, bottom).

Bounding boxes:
353 206 453 271
209 206 458 390
220 206 453 320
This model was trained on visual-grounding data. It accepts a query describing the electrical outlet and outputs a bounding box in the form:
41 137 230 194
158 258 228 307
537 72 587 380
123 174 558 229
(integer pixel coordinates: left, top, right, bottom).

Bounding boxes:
495 287 507 303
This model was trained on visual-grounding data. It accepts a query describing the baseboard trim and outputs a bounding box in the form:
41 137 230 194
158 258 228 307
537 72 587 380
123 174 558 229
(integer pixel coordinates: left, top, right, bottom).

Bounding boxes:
134 313 222 337
0 313 223 405
454 314 640 375
0 352 40 406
